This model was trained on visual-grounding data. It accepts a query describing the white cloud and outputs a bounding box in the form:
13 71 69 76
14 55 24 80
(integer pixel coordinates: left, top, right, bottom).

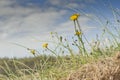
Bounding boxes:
0 0 15 7
48 0 61 5
47 0 96 10
0 0 67 40
0 0 68 57
0 0 97 57
84 0 96 3
67 3 78 7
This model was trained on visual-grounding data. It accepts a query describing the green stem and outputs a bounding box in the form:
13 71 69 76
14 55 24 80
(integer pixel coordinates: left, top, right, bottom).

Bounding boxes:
76 19 82 32
73 20 77 32
47 48 57 57
77 35 87 56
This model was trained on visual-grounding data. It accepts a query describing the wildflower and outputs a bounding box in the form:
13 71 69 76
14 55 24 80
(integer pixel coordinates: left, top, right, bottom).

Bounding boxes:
70 13 80 21
30 49 36 55
42 43 48 48
75 31 81 36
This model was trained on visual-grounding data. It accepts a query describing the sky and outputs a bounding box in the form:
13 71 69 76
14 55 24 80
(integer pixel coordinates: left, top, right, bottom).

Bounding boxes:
0 0 119 58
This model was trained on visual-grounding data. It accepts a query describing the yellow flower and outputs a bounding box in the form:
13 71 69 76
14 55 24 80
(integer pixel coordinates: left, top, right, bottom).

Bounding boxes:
75 31 81 36
30 49 36 55
70 13 80 21
42 43 48 48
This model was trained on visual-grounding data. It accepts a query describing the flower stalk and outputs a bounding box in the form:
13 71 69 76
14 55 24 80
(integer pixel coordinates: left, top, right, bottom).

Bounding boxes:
70 13 87 56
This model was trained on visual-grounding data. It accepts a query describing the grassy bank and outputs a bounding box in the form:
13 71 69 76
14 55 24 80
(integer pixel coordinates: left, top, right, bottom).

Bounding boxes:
0 46 119 80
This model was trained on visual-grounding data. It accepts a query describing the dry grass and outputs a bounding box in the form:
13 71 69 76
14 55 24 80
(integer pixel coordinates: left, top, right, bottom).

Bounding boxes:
65 51 120 80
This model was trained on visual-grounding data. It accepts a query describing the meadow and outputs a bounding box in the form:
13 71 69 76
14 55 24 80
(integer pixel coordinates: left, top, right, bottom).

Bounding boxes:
0 7 120 80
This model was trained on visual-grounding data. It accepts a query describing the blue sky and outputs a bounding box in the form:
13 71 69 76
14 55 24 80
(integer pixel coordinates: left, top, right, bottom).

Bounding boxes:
0 0 119 58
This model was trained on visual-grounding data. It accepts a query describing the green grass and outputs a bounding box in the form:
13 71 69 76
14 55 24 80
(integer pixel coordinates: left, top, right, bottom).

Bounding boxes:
0 44 119 80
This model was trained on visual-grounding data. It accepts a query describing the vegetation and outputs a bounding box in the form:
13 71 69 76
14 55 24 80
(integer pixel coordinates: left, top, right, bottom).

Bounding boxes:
0 5 120 80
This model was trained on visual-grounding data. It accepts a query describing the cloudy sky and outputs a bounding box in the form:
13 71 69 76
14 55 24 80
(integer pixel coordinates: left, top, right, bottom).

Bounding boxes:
0 0 119 58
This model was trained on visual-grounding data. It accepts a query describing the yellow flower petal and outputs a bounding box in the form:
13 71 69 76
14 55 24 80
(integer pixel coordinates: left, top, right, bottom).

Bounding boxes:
70 13 80 21
42 43 48 48
30 49 36 55
75 31 81 36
